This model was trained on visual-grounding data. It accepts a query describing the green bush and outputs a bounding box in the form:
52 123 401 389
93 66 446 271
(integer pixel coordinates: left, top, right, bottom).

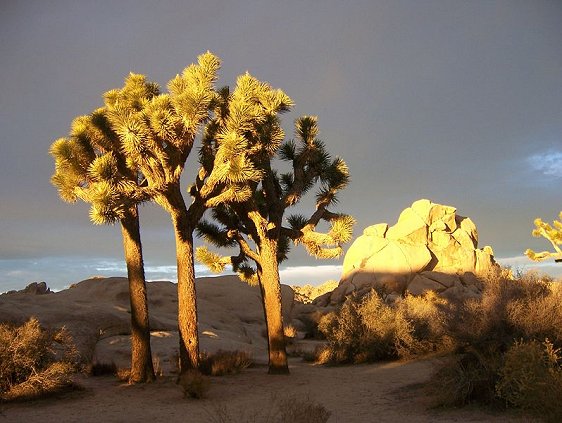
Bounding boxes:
0 317 79 402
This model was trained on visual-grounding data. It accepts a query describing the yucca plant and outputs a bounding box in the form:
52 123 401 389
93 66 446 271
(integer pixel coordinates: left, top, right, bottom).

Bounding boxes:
98 53 221 373
196 76 354 374
50 108 155 383
525 211 562 263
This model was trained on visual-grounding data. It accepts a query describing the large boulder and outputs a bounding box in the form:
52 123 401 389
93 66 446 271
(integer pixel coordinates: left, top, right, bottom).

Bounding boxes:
324 199 497 305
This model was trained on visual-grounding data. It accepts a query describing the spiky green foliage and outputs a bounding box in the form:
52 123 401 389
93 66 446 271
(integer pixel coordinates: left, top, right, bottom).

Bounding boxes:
195 77 354 283
99 52 221 207
195 246 231 273
525 212 562 262
50 111 148 225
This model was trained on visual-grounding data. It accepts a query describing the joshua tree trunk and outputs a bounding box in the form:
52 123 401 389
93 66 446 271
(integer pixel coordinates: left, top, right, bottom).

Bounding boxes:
170 198 200 374
120 206 155 383
257 238 289 374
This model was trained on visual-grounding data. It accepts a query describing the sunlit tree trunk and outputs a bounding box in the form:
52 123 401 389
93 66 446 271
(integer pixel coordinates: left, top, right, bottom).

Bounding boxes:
168 188 200 374
257 238 289 374
120 206 155 383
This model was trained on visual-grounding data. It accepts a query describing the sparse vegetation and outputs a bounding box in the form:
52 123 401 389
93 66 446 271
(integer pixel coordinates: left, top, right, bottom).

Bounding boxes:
205 393 331 423
179 370 210 399
199 350 253 376
429 270 562 418
283 324 298 343
0 318 79 402
316 268 562 418
317 290 451 364
496 339 562 420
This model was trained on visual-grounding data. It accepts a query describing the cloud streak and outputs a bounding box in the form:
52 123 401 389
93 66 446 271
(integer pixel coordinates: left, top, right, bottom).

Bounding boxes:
496 255 562 277
528 150 562 178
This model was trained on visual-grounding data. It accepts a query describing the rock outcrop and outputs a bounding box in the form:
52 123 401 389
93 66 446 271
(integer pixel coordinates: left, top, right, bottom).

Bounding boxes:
292 280 339 304
322 199 498 305
0 275 295 370
1 281 52 296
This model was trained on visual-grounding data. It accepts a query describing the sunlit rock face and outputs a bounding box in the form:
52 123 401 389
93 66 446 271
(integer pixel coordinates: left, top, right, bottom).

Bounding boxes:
323 199 498 305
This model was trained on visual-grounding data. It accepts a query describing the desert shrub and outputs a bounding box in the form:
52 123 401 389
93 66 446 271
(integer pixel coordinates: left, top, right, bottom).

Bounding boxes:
431 269 562 417
205 393 330 423
199 350 252 376
0 317 79 402
507 284 562 345
395 291 453 357
430 346 503 406
318 290 452 364
496 339 562 421
179 370 210 399
318 296 369 363
276 395 332 423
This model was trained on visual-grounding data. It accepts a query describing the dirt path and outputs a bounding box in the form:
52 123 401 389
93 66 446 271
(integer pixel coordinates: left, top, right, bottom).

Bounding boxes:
1 358 533 423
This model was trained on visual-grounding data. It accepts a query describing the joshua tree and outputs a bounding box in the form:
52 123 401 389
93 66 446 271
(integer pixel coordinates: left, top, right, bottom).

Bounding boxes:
100 54 220 373
525 212 562 262
102 53 269 374
50 110 155 383
196 79 355 374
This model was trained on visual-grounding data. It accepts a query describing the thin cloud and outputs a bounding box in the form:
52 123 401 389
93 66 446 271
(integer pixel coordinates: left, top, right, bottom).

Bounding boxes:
496 255 562 277
528 150 562 178
279 265 342 286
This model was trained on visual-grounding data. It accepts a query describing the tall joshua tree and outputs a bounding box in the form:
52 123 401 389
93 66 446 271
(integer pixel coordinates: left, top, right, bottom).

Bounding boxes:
196 79 355 374
50 110 155 383
102 53 269 373
525 212 562 262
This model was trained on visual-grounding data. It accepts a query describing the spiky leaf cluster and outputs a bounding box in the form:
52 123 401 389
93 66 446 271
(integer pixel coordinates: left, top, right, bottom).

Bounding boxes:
525 212 562 262
99 52 221 203
196 75 355 283
50 111 145 225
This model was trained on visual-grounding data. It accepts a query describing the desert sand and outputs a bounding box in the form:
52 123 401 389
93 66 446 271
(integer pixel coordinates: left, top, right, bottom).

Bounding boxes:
0 276 532 422
1 358 531 422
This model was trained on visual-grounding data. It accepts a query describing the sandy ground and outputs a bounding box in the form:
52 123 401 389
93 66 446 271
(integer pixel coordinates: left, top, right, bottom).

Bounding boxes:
1 357 533 423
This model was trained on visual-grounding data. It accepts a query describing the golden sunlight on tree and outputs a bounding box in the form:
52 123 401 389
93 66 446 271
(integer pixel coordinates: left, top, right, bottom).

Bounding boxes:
525 212 562 262
195 76 354 374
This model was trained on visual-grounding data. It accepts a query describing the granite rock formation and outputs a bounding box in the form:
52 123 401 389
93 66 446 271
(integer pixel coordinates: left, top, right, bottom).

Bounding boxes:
321 199 498 305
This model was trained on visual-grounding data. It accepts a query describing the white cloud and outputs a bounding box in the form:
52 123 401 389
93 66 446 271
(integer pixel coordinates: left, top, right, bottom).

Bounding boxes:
528 150 562 178
279 265 343 286
497 255 562 277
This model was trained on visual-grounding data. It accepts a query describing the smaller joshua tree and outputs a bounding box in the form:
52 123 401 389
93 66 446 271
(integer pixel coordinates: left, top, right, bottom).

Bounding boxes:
196 79 354 374
50 110 155 383
525 212 562 262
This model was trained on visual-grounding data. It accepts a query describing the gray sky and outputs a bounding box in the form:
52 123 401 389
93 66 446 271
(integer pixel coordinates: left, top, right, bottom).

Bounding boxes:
1 0 562 292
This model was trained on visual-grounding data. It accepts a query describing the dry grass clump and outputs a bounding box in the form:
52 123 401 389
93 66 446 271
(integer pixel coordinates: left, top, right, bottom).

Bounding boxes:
284 324 298 343
317 290 451 364
199 350 253 376
0 317 79 402
205 393 331 423
179 370 210 399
